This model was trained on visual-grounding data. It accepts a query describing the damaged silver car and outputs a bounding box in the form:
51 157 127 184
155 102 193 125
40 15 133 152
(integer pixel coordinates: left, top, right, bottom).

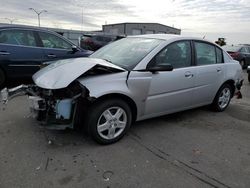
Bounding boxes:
0 35 244 144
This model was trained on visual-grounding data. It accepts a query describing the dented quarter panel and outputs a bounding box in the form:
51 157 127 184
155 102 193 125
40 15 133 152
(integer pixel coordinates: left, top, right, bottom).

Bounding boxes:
32 57 124 89
224 60 244 83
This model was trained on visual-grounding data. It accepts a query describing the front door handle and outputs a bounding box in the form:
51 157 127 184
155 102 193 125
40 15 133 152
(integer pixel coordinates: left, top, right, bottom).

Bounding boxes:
47 54 57 58
185 71 193 78
0 51 10 55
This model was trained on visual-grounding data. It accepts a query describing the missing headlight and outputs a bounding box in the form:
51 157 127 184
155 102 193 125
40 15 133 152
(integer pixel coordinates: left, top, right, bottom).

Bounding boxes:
55 99 73 120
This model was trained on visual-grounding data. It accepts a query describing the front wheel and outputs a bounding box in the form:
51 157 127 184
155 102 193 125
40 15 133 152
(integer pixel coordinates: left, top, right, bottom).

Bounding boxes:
211 84 232 112
248 73 250 83
87 99 132 144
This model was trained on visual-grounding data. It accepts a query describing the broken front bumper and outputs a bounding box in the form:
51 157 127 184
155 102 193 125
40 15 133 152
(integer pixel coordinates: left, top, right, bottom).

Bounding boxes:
1 85 31 105
0 85 80 130
28 96 77 130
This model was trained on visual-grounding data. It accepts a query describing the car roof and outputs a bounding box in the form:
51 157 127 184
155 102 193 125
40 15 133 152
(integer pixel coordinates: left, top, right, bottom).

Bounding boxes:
0 25 78 47
82 33 124 38
83 34 116 38
128 34 211 43
0 25 58 34
222 45 242 52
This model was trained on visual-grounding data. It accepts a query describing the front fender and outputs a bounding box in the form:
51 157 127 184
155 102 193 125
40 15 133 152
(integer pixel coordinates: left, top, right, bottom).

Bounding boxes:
77 71 152 120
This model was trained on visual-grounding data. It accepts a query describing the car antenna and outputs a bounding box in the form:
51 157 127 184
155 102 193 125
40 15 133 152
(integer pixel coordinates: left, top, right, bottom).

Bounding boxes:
203 35 206 39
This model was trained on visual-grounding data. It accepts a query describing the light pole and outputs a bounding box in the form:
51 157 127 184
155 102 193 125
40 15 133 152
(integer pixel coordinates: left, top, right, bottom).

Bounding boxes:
5 18 18 24
29 8 47 27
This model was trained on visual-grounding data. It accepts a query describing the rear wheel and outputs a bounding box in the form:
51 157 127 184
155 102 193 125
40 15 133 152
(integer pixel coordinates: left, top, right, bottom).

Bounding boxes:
87 99 132 144
0 68 6 88
212 84 232 112
248 73 250 82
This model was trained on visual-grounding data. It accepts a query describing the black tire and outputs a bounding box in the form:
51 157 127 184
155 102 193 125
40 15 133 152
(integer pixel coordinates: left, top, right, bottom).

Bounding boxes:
0 68 6 88
87 99 132 144
248 73 250 83
211 84 232 112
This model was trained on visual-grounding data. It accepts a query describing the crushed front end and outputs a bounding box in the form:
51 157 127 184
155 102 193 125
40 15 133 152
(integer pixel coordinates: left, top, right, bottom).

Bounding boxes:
0 82 89 130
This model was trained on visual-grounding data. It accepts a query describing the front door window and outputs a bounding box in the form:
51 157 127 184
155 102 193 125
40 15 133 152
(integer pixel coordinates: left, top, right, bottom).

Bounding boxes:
152 41 192 69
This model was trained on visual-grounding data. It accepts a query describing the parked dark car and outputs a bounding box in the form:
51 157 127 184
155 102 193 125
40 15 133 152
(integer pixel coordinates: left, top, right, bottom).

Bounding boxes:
0 26 92 87
223 45 250 69
80 34 124 51
247 66 250 82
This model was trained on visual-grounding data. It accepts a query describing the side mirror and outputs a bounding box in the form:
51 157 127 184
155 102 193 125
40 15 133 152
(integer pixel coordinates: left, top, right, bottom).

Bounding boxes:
71 45 79 53
147 64 173 73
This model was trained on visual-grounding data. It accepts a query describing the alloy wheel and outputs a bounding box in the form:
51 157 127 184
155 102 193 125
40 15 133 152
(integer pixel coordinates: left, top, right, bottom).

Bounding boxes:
218 87 231 109
97 107 127 140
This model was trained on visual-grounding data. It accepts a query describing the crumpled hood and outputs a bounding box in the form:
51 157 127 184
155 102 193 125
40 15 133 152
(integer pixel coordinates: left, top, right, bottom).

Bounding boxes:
33 57 124 89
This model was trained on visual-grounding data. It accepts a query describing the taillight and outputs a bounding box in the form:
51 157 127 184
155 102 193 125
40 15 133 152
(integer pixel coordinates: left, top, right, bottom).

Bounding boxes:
229 52 240 59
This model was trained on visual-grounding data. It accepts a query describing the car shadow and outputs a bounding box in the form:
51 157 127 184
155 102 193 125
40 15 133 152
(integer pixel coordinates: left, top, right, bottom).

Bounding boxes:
41 105 212 147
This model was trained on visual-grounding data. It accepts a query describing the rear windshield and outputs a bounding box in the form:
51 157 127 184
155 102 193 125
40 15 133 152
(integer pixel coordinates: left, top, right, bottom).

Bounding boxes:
222 46 241 52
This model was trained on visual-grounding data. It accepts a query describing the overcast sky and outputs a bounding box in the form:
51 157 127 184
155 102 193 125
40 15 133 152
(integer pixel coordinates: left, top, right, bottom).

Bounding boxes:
0 0 249 44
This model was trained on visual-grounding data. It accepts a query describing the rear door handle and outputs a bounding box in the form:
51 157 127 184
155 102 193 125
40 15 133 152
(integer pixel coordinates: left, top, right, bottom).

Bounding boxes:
0 51 10 55
47 54 57 58
217 68 222 72
185 71 193 78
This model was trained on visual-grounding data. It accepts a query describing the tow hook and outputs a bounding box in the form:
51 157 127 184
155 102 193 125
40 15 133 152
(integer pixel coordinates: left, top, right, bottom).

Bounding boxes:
235 91 242 99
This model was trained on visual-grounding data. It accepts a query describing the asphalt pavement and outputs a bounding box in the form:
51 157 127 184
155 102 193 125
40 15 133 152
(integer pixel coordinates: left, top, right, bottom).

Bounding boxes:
0 72 250 188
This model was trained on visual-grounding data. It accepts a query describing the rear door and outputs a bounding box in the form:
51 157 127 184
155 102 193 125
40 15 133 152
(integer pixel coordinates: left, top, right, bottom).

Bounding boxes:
0 29 43 79
192 41 225 106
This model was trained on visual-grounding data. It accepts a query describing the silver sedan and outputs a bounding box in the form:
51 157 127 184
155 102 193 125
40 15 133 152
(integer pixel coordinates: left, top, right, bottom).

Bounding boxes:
1 35 244 144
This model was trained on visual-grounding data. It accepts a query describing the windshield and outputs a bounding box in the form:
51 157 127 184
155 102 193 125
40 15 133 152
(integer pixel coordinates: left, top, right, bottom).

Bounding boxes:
90 37 163 70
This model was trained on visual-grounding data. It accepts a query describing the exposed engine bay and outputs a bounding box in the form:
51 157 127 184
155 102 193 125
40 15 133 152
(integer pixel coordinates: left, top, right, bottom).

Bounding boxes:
1 82 91 129
0 61 125 130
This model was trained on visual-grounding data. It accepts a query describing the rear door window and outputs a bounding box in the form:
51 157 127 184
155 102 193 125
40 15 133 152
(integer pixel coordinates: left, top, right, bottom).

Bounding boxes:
0 29 36 47
194 42 216 65
240 47 247 53
216 47 223 64
246 47 250 53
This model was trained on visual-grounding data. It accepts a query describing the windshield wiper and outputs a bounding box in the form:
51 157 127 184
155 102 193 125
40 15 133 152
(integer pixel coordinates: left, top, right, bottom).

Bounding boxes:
102 58 129 71
102 58 113 64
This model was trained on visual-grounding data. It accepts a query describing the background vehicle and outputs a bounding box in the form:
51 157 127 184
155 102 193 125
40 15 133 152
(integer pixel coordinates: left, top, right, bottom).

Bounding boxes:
0 26 92 87
247 66 250 82
1 35 243 144
223 45 250 69
79 34 124 51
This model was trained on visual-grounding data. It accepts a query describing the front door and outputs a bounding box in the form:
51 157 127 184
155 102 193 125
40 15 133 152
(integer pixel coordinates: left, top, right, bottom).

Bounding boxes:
37 31 78 62
144 40 195 116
